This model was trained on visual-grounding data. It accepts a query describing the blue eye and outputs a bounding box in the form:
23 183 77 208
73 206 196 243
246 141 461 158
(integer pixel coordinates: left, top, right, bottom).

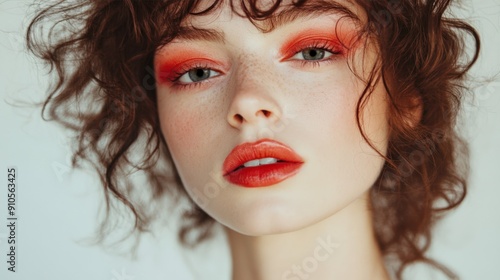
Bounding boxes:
292 48 334 61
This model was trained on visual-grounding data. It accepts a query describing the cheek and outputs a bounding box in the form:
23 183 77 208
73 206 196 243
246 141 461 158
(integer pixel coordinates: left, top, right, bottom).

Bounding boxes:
290 65 388 180
158 99 213 173
287 65 361 135
161 108 197 149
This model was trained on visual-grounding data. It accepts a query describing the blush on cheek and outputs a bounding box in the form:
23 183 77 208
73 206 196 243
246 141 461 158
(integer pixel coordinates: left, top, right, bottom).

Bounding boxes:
161 105 212 160
163 114 197 148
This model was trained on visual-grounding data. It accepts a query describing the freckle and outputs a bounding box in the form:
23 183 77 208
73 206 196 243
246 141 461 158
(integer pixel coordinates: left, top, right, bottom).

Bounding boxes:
238 53 284 90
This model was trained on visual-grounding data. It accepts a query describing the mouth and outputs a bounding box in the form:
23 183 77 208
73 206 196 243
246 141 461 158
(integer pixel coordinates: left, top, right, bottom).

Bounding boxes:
231 157 285 172
222 139 304 188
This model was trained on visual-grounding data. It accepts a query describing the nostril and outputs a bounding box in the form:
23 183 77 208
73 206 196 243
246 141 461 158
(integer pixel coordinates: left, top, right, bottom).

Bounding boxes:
235 114 243 123
229 109 275 126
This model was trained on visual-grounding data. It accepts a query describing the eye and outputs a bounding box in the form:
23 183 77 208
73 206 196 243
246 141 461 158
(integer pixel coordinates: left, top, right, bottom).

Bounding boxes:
177 68 221 83
292 48 334 61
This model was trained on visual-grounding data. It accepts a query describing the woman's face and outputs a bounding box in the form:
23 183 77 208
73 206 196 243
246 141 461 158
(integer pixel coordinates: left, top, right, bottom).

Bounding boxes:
155 0 389 235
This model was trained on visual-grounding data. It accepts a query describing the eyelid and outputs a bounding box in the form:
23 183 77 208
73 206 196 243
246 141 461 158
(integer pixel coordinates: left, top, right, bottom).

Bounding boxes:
156 57 228 84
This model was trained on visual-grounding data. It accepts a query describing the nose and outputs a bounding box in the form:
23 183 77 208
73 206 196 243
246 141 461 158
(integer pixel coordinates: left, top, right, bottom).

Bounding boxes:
226 81 283 129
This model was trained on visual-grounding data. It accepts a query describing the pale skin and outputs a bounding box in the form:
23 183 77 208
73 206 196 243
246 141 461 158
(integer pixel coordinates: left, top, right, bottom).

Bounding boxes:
155 0 392 279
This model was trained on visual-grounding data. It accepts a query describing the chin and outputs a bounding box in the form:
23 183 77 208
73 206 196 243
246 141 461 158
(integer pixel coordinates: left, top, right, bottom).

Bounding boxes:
227 218 307 237
219 200 326 236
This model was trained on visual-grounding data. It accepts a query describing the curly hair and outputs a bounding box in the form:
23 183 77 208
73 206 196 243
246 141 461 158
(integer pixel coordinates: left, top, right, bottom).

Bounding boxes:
26 0 480 278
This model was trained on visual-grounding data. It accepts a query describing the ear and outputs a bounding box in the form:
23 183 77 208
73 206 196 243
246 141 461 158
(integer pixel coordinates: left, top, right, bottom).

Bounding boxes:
404 95 423 128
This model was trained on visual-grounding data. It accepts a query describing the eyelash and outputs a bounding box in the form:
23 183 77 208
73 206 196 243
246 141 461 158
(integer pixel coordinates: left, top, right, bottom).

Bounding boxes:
288 40 344 68
168 39 343 89
168 62 220 90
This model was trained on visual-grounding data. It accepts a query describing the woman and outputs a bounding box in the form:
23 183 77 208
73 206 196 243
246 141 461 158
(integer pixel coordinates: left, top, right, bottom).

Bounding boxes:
26 0 480 279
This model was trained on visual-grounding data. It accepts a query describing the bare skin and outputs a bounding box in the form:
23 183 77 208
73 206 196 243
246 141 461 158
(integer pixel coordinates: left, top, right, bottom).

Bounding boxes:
155 1 392 279
225 192 391 280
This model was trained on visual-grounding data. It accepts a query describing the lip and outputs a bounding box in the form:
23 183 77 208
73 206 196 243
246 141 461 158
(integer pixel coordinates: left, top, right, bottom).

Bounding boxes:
222 139 304 188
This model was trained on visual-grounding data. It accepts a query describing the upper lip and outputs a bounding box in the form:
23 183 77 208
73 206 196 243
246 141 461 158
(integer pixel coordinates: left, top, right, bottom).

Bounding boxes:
222 139 304 176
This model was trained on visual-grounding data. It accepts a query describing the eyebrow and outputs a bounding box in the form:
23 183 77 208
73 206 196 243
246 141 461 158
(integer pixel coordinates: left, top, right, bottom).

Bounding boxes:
173 26 226 43
267 0 360 30
172 0 360 43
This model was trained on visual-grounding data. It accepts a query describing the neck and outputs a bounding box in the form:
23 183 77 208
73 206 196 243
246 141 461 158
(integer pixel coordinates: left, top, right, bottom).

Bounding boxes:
223 192 390 280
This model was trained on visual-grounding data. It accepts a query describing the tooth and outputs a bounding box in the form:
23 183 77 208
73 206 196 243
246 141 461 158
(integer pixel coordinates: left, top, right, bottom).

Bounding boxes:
243 159 260 167
259 157 278 165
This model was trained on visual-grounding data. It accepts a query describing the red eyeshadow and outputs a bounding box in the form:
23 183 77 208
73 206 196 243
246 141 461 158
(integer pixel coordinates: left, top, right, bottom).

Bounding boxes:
155 49 226 83
279 27 357 58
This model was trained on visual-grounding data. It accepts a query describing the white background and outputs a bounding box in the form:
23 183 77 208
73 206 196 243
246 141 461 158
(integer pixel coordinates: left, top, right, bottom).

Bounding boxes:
0 0 499 279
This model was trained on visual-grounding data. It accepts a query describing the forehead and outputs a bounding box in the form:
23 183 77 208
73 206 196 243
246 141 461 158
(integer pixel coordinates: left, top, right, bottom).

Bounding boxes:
182 0 364 31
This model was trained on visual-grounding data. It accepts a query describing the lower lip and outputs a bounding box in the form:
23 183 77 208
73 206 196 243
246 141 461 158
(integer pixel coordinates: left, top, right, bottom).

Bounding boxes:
224 162 303 188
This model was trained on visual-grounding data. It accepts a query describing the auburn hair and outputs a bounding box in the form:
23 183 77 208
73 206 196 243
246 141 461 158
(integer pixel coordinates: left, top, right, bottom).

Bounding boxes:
26 0 479 278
